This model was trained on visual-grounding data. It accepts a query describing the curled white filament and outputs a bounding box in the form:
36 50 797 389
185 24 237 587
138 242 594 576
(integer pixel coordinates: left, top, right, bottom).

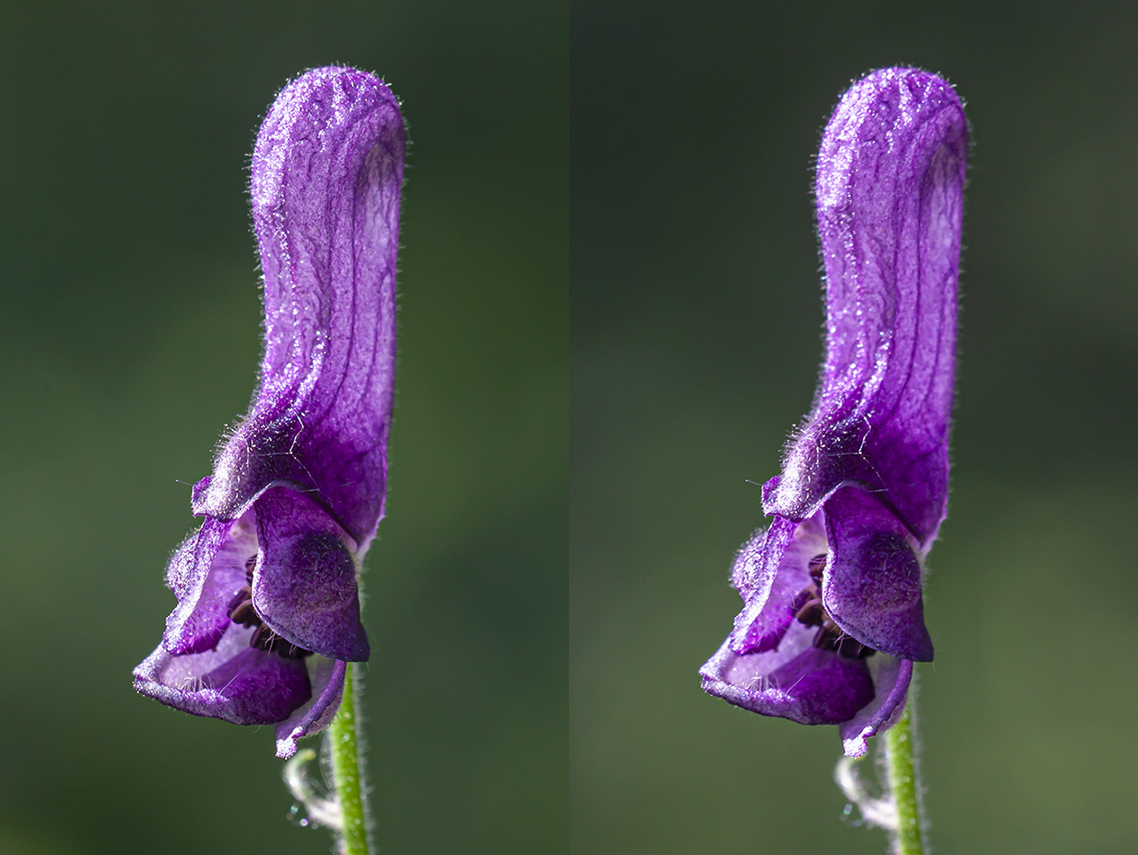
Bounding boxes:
835 754 898 832
283 747 343 832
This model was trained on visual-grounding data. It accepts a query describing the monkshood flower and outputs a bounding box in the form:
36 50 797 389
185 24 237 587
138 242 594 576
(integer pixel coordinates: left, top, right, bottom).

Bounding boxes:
699 68 967 758
134 67 405 759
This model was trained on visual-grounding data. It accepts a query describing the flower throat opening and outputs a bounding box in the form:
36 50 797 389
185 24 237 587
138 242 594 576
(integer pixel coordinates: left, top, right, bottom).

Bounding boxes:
791 554 875 660
226 557 313 660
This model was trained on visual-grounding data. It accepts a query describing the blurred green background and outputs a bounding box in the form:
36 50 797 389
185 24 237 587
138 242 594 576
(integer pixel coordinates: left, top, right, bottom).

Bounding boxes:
572 2 1138 853
0 2 564 853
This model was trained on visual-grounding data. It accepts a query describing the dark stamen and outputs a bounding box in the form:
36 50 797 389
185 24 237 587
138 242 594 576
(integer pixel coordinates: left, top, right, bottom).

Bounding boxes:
225 556 312 660
794 599 825 627
792 552 874 660
228 598 259 627
807 553 826 583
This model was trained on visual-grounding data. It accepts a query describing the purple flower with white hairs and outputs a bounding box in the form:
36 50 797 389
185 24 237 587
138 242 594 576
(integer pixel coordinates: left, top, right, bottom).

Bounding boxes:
134 67 404 759
699 68 967 757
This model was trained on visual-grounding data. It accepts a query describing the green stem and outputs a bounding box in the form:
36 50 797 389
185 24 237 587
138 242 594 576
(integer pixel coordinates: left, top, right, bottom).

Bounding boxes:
328 661 372 855
884 696 924 855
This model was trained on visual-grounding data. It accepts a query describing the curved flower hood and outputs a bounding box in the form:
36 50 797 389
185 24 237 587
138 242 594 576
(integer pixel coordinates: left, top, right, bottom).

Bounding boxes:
700 67 967 757
134 67 405 759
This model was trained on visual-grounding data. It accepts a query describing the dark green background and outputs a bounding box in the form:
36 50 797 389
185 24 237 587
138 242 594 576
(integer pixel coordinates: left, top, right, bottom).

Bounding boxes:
0 2 565 853
573 2 1138 854
5 0 1138 852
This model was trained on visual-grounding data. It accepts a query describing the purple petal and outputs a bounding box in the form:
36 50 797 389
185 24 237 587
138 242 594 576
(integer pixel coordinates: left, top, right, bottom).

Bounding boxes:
822 486 933 661
729 526 770 602
839 657 913 758
162 515 257 655
729 515 826 654
192 67 405 548
763 68 967 547
252 487 369 662
134 623 312 724
701 622 875 725
275 658 348 758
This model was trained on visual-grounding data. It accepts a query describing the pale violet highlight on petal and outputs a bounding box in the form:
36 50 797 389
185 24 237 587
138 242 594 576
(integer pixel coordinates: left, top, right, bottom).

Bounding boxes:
839 657 913 758
700 624 875 726
729 514 826 655
134 623 312 725
764 68 967 547
275 658 348 759
162 515 257 655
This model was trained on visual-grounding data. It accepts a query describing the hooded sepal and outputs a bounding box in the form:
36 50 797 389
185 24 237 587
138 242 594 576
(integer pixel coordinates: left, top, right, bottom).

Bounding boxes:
763 67 967 548
699 68 964 756
192 66 405 548
135 67 405 754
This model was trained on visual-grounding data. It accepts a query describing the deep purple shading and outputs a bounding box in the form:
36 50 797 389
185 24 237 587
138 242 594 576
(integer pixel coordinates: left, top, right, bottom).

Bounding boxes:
253 487 369 662
822 486 933 661
134 67 404 757
699 67 966 757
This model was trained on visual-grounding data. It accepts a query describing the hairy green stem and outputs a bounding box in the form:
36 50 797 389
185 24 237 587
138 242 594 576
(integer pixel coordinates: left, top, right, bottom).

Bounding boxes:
884 697 924 855
328 661 371 855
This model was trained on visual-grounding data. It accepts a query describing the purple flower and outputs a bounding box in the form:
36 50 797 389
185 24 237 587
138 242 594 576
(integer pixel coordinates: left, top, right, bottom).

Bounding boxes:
699 68 967 757
134 67 405 758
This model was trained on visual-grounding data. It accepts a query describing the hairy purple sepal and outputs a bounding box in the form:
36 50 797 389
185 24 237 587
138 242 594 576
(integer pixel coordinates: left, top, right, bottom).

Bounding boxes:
765 67 966 548
193 66 404 549
700 68 965 755
135 67 404 756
